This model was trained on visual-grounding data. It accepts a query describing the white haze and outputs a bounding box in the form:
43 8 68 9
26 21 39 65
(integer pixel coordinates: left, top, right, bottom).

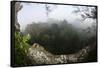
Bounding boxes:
18 3 96 30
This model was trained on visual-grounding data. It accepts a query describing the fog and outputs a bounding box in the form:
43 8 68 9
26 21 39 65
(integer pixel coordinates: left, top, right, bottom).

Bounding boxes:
18 3 96 30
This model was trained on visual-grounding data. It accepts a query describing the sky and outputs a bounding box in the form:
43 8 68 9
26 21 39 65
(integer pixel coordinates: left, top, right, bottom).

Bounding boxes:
18 2 96 30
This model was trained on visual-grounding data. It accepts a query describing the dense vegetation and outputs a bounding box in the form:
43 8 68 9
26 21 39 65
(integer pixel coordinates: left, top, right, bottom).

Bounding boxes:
14 32 32 66
23 20 90 54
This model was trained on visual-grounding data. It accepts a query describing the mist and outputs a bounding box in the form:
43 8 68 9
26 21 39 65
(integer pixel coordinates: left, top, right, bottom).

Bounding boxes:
18 3 96 30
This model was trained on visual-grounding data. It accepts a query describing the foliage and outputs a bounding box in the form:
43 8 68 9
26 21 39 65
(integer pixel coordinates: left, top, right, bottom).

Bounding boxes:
23 20 86 54
73 6 97 21
14 32 32 66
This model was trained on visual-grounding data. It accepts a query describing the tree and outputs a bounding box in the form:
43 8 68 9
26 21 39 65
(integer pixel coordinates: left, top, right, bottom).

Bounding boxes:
44 4 57 19
24 20 82 54
73 6 97 21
